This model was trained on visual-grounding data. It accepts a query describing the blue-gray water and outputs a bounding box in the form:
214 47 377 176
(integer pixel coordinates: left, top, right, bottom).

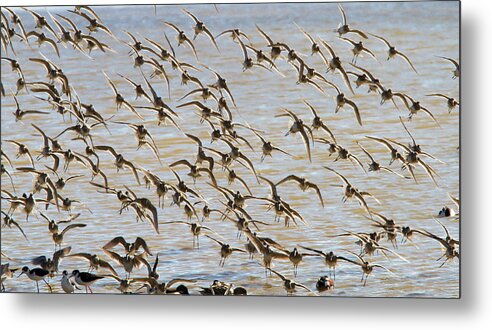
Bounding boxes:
1 2 459 297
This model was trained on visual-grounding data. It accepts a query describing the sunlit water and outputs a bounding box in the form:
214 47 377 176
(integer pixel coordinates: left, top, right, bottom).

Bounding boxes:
1 2 459 297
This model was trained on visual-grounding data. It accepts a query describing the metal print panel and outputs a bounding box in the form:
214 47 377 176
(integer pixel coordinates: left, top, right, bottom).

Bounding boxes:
0 1 460 297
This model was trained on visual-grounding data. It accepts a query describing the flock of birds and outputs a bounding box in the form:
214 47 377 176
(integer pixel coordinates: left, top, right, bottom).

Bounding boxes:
1 4 459 296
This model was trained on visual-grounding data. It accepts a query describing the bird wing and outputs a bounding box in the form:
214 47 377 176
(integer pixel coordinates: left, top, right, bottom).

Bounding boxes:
205 234 225 247
53 246 71 269
420 106 441 127
183 37 199 62
438 56 459 69
348 153 367 173
258 175 278 198
303 100 318 118
357 141 375 163
307 182 324 207
94 145 118 158
169 159 194 169
102 71 118 96
295 23 316 44
102 236 128 251
268 267 287 281
66 252 92 261
323 166 350 185
202 26 220 51
369 33 392 48
166 278 197 288
295 282 315 294
350 29 368 39
135 237 153 255
255 25 274 45
44 36 60 57
299 127 312 162
102 250 125 265
337 65 355 95
345 98 362 126
31 255 47 266
122 158 141 185
339 36 357 46
298 246 326 257
31 123 49 148
11 219 29 240
319 38 336 59
365 136 396 153
141 202 159 234
396 50 418 74
277 175 303 186
61 223 86 236
338 4 347 25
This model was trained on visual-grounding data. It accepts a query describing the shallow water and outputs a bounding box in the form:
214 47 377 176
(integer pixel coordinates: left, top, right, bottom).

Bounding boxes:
1 2 459 297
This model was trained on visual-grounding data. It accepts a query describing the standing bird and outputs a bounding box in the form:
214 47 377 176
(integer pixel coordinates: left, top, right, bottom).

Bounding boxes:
316 276 335 292
17 266 52 293
61 270 80 293
71 270 104 293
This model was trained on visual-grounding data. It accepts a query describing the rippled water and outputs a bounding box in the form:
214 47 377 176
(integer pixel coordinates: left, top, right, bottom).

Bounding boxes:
1 2 459 297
